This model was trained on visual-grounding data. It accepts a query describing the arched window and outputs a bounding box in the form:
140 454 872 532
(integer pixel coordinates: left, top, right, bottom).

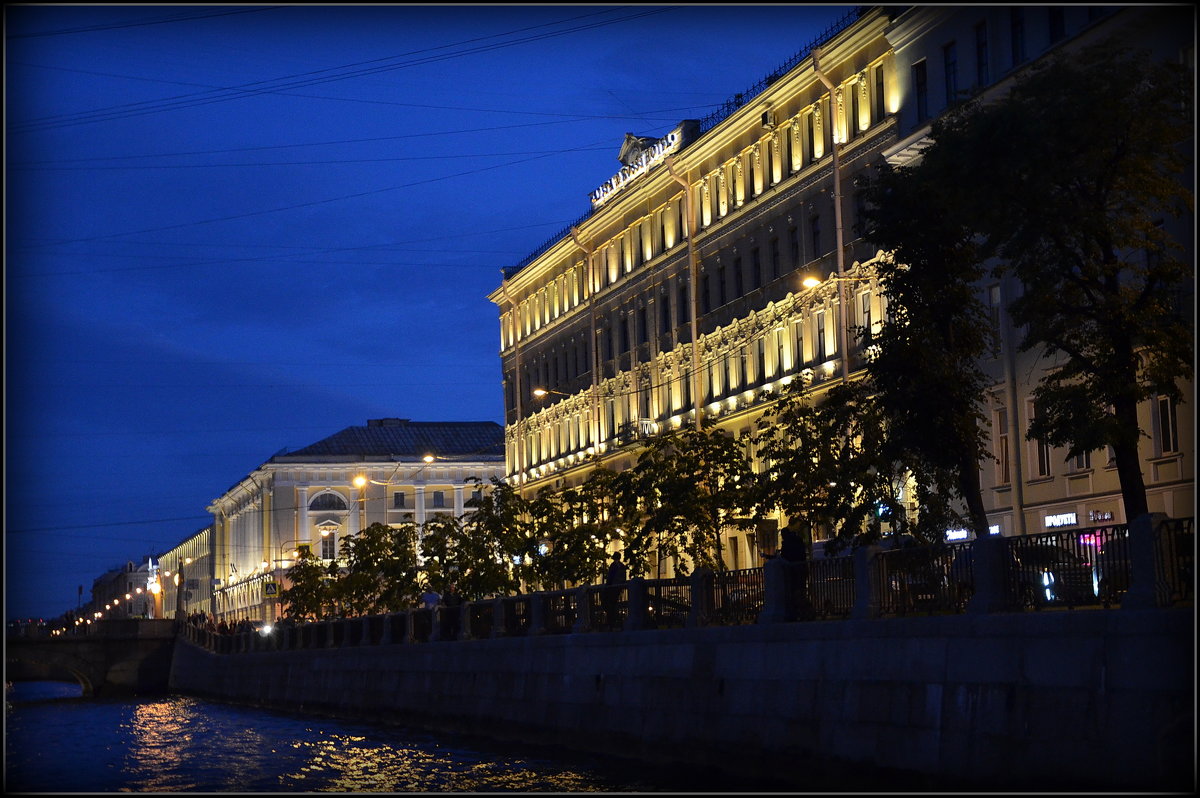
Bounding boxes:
309 492 347 511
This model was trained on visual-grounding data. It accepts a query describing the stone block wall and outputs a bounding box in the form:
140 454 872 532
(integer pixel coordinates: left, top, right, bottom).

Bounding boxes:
169 608 1194 791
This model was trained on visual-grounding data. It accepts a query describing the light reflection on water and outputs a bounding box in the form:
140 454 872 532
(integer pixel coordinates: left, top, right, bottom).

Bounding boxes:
5 682 665 792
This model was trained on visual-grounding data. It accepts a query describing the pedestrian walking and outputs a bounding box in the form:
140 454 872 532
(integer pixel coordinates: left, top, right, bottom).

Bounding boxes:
602 552 627 631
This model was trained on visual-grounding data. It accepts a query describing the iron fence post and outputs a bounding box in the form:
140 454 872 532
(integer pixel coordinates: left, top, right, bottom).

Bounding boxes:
625 578 647 631
689 568 714 628
851 545 881 620
1121 512 1171 610
758 557 790 623
966 535 1006 614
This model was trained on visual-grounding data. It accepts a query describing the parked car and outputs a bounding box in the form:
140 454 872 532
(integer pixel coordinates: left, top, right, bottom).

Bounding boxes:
950 542 1097 611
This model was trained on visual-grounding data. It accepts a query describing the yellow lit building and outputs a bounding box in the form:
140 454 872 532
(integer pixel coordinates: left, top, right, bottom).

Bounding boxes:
489 5 1193 570
206 418 505 622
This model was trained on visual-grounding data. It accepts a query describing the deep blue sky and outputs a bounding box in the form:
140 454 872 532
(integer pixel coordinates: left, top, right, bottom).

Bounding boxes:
5 4 856 622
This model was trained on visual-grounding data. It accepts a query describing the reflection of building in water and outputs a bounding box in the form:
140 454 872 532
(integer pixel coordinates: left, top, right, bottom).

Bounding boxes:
490 5 1193 572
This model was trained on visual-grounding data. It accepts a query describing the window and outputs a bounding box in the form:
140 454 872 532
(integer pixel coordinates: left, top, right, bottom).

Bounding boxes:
393 492 406 509
638 305 648 345
810 215 822 258
677 283 689 327
943 42 958 105
471 488 483 504
805 112 815 161
814 309 827 362
1048 7 1065 43
1157 396 1179 454
988 284 1003 356
659 296 671 336
789 226 800 266
1029 403 1051 478
791 319 804 369
751 248 762 290
912 60 929 123
850 79 861 139
1010 8 1026 66
1071 450 1092 472
873 63 885 121
996 408 1011 485
432 491 445 508
859 291 872 342
701 273 712 314
770 238 781 280
733 257 744 298
321 533 336 560
309 492 347 511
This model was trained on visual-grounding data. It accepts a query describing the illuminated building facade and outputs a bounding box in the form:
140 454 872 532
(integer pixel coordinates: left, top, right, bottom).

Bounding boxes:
157 525 214 620
206 418 505 622
490 5 1193 569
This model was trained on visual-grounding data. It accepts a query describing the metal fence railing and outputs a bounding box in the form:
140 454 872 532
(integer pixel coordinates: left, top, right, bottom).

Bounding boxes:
807 556 855 619
179 516 1191 655
874 540 974 617
1158 517 1194 606
543 590 578 634
645 578 690 629
709 567 765 626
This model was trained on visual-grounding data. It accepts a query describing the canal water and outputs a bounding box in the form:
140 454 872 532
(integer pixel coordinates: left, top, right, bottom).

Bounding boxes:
5 681 788 793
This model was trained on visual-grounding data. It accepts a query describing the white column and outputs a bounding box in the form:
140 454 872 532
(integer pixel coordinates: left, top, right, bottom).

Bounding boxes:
415 486 426 526
298 486 309 544
453 485 465 517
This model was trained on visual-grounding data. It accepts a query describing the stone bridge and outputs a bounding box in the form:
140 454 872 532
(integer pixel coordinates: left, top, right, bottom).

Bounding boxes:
6 619 176 697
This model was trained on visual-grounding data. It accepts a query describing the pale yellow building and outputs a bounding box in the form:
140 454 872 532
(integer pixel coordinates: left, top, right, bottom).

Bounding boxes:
489 5 1194 570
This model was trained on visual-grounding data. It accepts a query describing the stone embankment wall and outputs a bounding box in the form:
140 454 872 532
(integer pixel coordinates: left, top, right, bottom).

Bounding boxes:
169 608 1193 791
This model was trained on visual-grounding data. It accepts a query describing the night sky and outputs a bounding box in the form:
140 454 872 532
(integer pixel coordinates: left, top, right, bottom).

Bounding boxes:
5 4 856 622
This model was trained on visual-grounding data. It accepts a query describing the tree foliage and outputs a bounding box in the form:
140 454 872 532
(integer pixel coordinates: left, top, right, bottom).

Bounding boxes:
873 41 1193 520
332 522 421 615
279 548 336 620
619 423 756 575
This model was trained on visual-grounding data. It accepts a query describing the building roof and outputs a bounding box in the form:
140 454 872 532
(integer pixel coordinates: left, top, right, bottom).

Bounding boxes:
272 418 505 462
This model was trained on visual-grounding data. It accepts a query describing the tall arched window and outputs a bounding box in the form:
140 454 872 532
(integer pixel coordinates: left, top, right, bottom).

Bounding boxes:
309 492 347 511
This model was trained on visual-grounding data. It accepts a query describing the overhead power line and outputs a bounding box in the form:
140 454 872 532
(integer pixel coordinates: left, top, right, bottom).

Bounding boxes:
9 8 674 134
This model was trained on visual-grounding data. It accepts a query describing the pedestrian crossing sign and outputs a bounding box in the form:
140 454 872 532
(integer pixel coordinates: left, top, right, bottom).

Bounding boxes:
264 582 279 597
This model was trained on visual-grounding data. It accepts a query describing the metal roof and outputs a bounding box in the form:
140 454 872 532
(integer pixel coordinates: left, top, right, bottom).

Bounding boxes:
272 419 505 462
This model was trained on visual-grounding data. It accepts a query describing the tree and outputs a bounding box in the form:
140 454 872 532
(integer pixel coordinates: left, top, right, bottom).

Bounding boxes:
752 379 933 553
620 423 756 576
861 143 997 540
334 522 420 615
279 548 336 621
421 513 520 601
885 41 1193 520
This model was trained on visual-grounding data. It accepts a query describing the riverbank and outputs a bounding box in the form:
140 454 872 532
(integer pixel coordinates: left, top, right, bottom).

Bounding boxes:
169 608 1195 792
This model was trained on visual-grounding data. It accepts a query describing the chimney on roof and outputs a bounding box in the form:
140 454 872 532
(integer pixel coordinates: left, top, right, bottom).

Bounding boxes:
368 418 410 427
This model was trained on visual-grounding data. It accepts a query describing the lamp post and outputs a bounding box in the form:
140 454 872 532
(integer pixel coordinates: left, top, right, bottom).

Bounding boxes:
812 48 850 384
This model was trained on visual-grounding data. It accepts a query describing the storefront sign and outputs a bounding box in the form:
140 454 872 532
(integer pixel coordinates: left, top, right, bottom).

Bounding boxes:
590 125 687 207
1045 512 1077 528
1088 510 1114 523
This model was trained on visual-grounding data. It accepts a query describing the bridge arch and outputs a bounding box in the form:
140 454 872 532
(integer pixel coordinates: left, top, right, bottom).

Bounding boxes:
7 647 103 697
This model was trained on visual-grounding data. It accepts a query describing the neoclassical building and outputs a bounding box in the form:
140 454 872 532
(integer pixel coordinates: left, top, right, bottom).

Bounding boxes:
489 5 1193 572
157 525 214 620
206 418 505 622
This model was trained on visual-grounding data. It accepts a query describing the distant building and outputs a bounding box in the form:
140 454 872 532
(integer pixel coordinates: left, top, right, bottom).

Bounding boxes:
206 418 505 622
90 559 159 620
157 525 214 620
489 5 1193 572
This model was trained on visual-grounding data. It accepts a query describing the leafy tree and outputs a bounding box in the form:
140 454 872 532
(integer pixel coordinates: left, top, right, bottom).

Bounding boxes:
545 468 634 585
860 148 997 540
334 522 420 616
914 42 1193 521
753 379 927 553
279 548 336 621
421 513 520 601
620 423 756 575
